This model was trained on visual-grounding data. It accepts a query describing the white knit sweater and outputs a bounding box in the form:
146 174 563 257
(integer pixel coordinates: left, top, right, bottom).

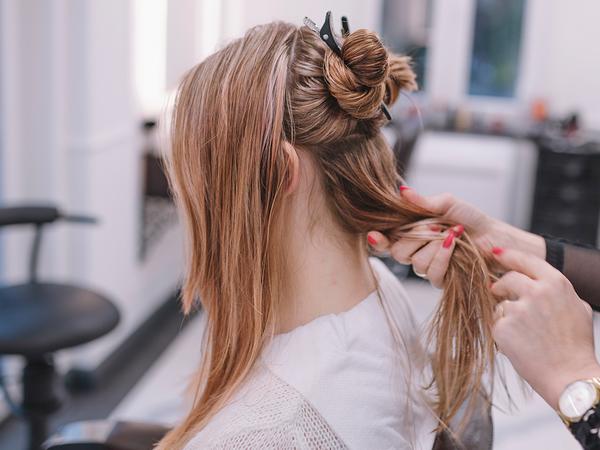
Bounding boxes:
184 258 437 449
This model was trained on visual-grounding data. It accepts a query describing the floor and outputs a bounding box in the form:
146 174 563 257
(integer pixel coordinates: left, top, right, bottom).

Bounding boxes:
111 279 582 449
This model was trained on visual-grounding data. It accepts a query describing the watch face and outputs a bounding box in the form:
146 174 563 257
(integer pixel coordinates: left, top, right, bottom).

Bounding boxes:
559 381 598 420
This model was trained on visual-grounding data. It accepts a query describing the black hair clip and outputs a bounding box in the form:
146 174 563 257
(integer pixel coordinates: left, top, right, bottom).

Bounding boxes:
341 16 350 37
304 11 342 56
303 11 392 121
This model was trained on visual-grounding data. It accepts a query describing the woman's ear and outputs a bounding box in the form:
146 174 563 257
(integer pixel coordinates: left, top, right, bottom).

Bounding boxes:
282 142 300 195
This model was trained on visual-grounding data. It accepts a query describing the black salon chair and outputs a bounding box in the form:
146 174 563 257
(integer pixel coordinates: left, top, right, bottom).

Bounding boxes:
0 206 120 450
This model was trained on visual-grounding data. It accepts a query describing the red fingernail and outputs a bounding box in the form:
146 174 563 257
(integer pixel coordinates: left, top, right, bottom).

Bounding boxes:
429 224 442 232
492 247 504 256
442 231 455 248
399 185 411 192
453 224 464 237
367 234 377 246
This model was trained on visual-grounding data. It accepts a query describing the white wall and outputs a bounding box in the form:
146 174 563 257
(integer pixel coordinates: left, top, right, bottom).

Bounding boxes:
1 0 71 281
59 0 184 368
542 0 600 128
518 0 600 128
229 0 383 37
166 0 202 91
0 0 184 374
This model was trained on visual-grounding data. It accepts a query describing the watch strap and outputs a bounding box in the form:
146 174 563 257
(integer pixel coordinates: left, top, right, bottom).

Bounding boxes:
570 405 600 449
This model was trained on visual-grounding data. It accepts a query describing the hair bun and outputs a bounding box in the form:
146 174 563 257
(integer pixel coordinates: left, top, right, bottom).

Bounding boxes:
385 55 418 105
324 29 389 120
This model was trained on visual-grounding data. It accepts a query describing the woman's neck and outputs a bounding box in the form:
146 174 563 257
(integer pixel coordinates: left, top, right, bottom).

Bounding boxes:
277 219 377 334
275 148 377 334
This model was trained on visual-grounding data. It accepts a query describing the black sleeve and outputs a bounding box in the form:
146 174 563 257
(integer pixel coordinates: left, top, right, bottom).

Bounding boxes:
545 237 600 311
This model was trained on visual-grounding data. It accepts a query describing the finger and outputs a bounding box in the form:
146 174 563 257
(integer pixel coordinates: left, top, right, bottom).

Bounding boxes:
368 223 436 251
499 298 522 318
390 240 427 265
491 271 534 300
389 224 437 264
411 240 441 277
492 300 522 352
493 302 504 322
491 247 559 281
493 299 514 320
582 299 593 318
400 187 455 216
427 229 459 288
367 231 390 253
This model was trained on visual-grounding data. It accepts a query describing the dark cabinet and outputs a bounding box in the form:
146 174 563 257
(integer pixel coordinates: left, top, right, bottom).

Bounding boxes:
530 141 600 246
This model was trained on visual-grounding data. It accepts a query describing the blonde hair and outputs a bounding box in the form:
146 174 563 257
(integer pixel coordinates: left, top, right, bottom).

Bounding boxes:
158 21 497 449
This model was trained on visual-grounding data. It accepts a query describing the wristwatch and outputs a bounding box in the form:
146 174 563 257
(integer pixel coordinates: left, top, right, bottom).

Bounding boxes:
558 378 600 449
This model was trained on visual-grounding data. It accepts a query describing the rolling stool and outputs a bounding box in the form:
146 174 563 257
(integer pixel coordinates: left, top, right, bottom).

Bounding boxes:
0 206 120 450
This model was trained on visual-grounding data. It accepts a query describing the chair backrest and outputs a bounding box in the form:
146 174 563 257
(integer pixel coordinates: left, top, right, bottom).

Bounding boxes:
0 205 96 283
0 205 61 228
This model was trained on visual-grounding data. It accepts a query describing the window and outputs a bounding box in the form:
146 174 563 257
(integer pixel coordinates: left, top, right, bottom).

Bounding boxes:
468 0 526 98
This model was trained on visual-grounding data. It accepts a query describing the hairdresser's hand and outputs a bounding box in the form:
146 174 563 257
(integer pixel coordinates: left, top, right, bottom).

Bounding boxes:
491 247 600 410
367 187 545 288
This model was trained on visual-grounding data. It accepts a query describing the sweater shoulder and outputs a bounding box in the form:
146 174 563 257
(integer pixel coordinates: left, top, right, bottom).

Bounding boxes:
183 366 347 450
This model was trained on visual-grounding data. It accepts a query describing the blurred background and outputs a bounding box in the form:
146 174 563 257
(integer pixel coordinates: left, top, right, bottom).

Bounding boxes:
0 0 598 448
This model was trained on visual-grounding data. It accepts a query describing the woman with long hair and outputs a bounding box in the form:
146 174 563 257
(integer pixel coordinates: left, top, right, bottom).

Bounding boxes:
158 14 497 450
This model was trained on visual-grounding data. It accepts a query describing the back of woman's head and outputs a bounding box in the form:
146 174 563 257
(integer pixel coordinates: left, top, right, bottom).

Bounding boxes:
161 20 496 448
